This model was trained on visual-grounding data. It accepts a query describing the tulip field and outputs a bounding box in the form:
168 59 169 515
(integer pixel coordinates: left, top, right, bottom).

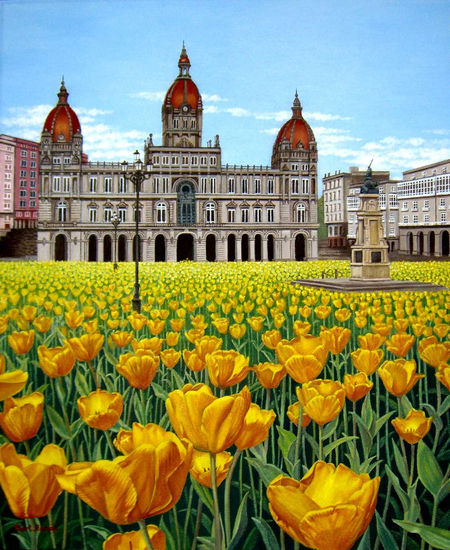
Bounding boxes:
0 259 449 550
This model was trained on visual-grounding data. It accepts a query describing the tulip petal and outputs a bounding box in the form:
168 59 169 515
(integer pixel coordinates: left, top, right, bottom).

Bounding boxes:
0 464 30 518
202 395 247 453
0 370 28 401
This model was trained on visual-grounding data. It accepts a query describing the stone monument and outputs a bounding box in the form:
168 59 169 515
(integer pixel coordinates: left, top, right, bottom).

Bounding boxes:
350 163 390 279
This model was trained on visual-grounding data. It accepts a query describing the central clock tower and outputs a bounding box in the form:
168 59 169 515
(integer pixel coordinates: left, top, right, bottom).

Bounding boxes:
161 44 203 147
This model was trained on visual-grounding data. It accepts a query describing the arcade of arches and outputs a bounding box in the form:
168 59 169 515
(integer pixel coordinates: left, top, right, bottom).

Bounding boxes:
402 229 450 257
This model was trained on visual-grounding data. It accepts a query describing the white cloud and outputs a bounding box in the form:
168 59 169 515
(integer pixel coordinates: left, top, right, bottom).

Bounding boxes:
224 107 252 117
304 111 352 121
202 93 228 103
2 105 53 129
130 91 166 101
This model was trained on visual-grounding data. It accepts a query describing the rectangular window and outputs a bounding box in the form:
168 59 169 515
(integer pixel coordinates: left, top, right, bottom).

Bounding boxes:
20 170 27 177
403 215 408 224
29 191 36 198
119 177 127 193
53 157 61 164
153 178 160 194
200 156 207 165
104 177 112 193
254 179 261 194
210 178 216 194
413 214 418 224
173 119 179 129
389 227 395 236
267 207 274 223
254 207 262 222
412 200 418 211
19 200 26 207
64 158 71 165
267 180 274 194
89 208 97 223
389 214 395 223
424 214 430 223
191 156 198 166
20 180 27 188
241 208 249 223
30 161 36 168
53 177 61 192
30 171 36 178
104 208 112 223
182 156 189 165
210 157 217 166
302 179 309 194
227 209 235 223
228 178 235 193
291 178 299 194
200 178 207 193
118 207 127 222
402 201 408 211
162 177 169 193
172 156 178 165
441 212 447 223
21 150 27 157
162 156 169 165
423 200 429 210
31 152 37 158
439 198 446 209
242 179 248 194
29 200 36 207
89 177 97 193
62 177 71 193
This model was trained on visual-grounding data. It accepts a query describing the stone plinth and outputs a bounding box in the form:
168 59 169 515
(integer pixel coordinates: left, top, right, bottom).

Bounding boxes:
350 194 390 279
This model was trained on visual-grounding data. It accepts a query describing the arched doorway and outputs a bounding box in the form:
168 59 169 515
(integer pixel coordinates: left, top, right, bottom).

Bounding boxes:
132 235 142 262
88 235 97 262
429 232 435 256
103 235 112 262
295 234 306 261
241 234 249 261
407 232 413 255
118 235 127 261
227 234 236 261
255 234 262 261
206 234 216 262
442 230 449 256
54 234 67 261
177 181 196 225
418 232 424 255
267 234 275 261
177 233 194 261
155 234 166 262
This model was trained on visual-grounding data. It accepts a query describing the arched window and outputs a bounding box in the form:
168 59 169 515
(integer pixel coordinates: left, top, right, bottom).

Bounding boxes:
57 201 67 222
296 203 306 223
177 181 196 224
156 202 167 223
205 202 216 223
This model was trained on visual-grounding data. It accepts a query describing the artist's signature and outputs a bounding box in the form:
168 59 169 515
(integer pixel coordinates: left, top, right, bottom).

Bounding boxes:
14 525 58 532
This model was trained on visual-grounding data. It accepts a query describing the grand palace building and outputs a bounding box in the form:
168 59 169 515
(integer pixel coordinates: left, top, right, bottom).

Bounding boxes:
37 46 319 262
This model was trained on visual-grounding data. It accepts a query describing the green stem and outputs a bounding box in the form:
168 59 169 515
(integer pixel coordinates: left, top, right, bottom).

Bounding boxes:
28 518 38 550
210 453 222 550
48 511 56 550
293 403 303 478
246 449 258 517
183 482 194 548
62 490 68 550
172 505 181 550
224 450 241 545
104 430 117 458
138 520 155 550
190 500 203 550
432 380 441 453
87 359 99 389
77 498 88 550
401 444 416 550
318 424 324 461
0 517 6 550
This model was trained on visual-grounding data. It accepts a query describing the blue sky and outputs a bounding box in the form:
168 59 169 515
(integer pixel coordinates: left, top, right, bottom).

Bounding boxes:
1 0 449 190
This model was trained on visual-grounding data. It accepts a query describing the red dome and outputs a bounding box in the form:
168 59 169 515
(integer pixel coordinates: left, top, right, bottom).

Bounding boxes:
164 78 201 110
42 82 81 142
275 117 312 150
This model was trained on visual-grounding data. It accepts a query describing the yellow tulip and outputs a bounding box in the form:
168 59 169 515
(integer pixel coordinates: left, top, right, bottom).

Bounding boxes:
351 348 384 375
116 350 159 390
33 314 53 333
247 316 265 332
276 334 328 384
127 313 148 331
253 362 286 389
114 422 185 455
335 308 352 322
166 383 251 453
147 318 165 336
358 333 385 350
320 326 351 354
378 359 424 397
110 331 134 348
0 356 28 401
8 330 35 355
194 335 222 362
183 349 206 372
385 333 415 357
418 336 450 368
234 403 276 450
77 389 123 430
104 525 166 550
37 344 76 378
66 332 104 362
160 348 181 369
286 401 311 427
267 461 380 550
190 449 233 488
185 328 205 344
131 337 163 356
314 305 331 320
343 372 373 402
170 318 185 332
0 392 44 442
65 310 85 329
436 364 450 391
297 380 345 425
0 443 66 518
20 305 37 322
262 329 282 350
212 317 230 335
392 409 433 445
293 321 311 336
165 331 180 347
206 350 250 389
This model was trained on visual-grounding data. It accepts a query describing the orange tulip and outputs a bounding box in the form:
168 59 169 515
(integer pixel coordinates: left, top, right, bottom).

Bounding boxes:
0 355 28 401
166 383 251 453
165 331 180 347
321 326 351 354
37 344 76 378
183 349 206 372
147 318 165 336
286 401 311 427
212 317 229 335
170 318 185 332
0 392 44 442
66 332 104 362
378 359 424 397
418 336 450 369
314 305 331 320
194 335 222 362
206 350 250 389
262 329 282 350
0 443 66 518
343 372 373 402
132 337 163 356
114 422 186 455
436 364 450 391
160 348 181 369
392 409 432 445
104 525 166 550
77 389 123 430
297 380 345 425
385 333 415 357
253 362 286 389
293 321 311 336
110 331 134 348
267 461 380 550
65 310 85 329
33 314 53 333
276 334 328 384
234 403 276 450
190 449 233 488
8 330 34 355
351 348 384 375
247 316 265 332
128 313 148 331
57 438 192 524
229 323 247 339
116 350 159 390
358 333 385 350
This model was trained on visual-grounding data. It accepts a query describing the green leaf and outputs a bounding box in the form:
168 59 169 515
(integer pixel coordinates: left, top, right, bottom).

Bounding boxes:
245 456 284 487
417 440 443 497
75 369 91 396
421 403 443 431
249 443 267 463
375 510 399 550
323 435 357 459
437 478 450 504
190 477 214 515
438 394 450 416
152 381 168 401
46 405 70 440
276 426 296 460
241 527 260 550
399 394 414 416
323 415 339 440
354 413 373 458
374 411 394 436
70 418 84 440
385 464 409 513
34 383 49 394
83 525 113 540
304 431 319 459
252 517 280 550
356 527 372 550
392 440 408 484
103 347 118 367
361 393 375 434
228 492 249 550
393 520 450 550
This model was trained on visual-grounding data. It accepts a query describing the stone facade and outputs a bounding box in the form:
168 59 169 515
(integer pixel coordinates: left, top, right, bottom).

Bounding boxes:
37 47 319 262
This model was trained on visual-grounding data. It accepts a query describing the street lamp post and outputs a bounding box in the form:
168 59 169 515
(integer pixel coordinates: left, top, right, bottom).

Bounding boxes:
111 211 121 271
121 150 151 312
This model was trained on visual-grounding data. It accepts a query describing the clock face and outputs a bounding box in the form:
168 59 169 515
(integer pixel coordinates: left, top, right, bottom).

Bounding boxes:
182 104 189 113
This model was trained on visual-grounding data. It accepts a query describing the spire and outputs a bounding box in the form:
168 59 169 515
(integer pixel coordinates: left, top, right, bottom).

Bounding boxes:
178 43 191 77
57 78 69 104
291 90 302 117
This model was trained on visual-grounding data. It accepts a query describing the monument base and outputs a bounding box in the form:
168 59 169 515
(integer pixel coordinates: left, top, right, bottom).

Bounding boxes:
292 278 448 293
350 262 390 279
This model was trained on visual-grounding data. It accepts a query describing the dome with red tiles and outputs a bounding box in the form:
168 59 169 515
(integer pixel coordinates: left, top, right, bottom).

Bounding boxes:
163 45 202 110
43 80 81 142
274 92 314 150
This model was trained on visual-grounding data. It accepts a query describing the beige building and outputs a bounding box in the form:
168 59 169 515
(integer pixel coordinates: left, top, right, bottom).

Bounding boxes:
38 47 319 262
397 159 450 257
0 135 15 235
322 167 390 248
